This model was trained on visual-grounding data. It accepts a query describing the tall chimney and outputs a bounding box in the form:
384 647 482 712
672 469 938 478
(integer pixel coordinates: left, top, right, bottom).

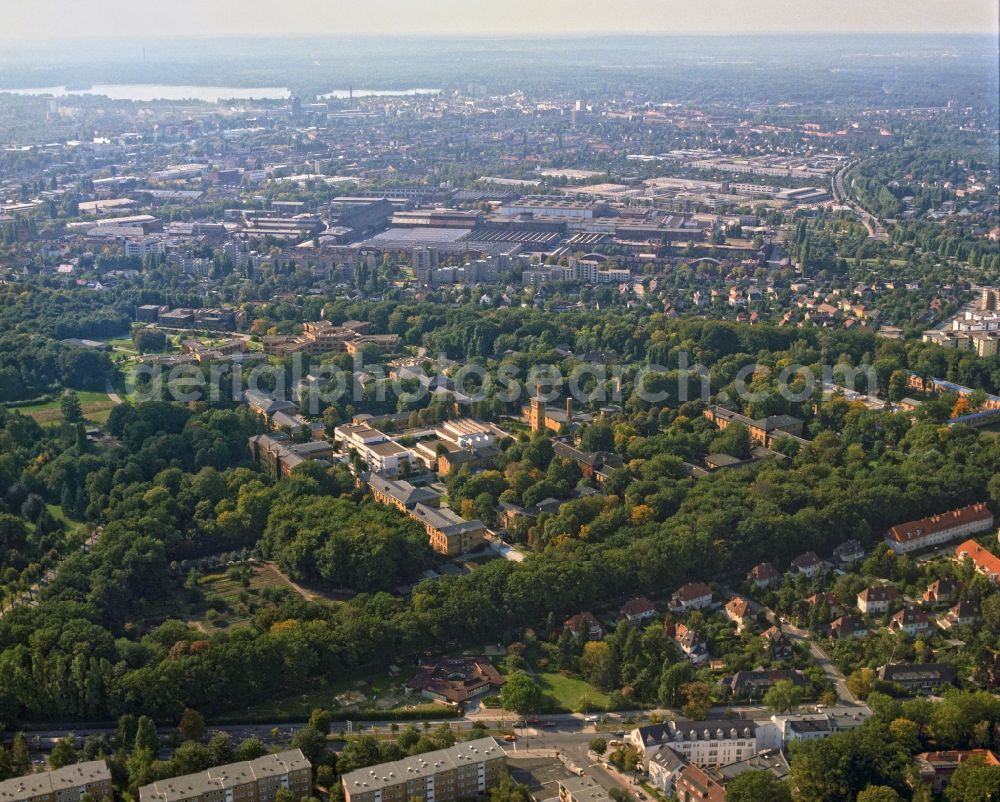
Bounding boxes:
565 396 573 421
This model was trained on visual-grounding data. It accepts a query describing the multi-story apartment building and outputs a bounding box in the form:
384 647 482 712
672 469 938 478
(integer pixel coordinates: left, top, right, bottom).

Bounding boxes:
885 502 995 554
0 761 113 802
628 721 759 767
139 750 311 802
341 738 506 802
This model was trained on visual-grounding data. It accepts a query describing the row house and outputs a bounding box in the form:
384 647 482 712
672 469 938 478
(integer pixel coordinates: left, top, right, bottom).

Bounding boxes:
885 502 994 554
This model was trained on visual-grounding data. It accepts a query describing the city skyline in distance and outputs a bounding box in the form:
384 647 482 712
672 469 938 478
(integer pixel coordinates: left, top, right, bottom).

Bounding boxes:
2 0 998 40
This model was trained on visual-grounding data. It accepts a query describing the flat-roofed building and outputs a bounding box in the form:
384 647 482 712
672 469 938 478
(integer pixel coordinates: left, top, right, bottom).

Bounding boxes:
0 761 112 802
139 750 311 802
341 738 506 802
557 776 612 802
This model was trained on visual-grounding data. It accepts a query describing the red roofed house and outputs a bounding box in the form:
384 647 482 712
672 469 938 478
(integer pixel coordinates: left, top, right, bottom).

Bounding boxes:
830 615 868 639
621 597 657 623
670 582 713 611
885 503 994 554
923 578 961 603
747 562 780 588
955 539 1000 584
564 611 604 640
857 585 901 615
724 597 753 632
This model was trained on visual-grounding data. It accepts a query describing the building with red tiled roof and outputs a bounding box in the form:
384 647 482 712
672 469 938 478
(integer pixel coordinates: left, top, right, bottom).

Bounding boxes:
955 539 1000 584
564 611 604 640
747 562 780 588
915 750 999 794
857 585 900 615
621 597 657 623
724 597 753 630
406 657 505 704
885 503 994 554
675 765 726 802
670 582 713 611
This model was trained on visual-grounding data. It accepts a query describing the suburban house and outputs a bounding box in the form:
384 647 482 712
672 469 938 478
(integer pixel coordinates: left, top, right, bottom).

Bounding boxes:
806 591 839 610
857 585 901 615
564 611 604 640
789 551 825 578
877 663 957 694
923 578 961 603
955 539 1000 584
747 562 780 588
405 657 505 704
832 539 866 566
889 607 931 637
620 597 657 623
670 622 709 665
762 626 793 659
885 502 995 554
765 714 835 745
723 596 753 631
670 582 713 611
829 615 868 639
941 601 980 629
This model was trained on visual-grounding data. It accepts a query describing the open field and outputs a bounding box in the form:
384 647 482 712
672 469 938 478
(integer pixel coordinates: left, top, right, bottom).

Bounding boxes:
536 672 610 713
16 390 117 424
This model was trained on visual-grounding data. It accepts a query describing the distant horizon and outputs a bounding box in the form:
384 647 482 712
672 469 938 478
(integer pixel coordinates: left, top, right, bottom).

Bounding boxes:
2 0 997 40
1 30 998 43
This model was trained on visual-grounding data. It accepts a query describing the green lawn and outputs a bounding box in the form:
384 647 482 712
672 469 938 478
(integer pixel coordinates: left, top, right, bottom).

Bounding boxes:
17 390 117 424
536 672 610 713
45 504 87 536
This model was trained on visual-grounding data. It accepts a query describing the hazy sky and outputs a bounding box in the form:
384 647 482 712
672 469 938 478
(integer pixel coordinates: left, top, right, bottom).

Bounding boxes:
3 0 998 39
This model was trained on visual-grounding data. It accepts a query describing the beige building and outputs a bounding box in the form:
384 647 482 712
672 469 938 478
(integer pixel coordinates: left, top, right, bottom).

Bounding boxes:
0 761 113 802
138 750 311 802
341 738 506 802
